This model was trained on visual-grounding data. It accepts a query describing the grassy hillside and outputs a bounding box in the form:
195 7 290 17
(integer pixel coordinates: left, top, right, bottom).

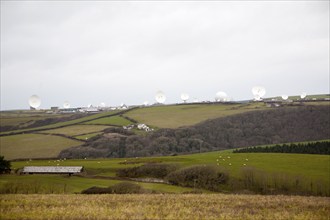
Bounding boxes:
124 103 267 128
3 143 328 196
9 148 328 184
0 134 82 160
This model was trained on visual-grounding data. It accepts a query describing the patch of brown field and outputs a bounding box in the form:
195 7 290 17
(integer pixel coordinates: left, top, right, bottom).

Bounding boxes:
1 194 329 219
103 133 127 138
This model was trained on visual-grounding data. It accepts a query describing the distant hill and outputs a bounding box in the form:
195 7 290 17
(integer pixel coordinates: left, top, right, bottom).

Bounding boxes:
60 105 330 158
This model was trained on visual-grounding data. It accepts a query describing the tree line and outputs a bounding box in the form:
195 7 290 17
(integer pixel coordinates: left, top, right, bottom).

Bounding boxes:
233 141 330 155
59 105 330 159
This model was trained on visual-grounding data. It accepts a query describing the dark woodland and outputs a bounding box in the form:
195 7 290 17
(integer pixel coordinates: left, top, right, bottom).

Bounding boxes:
233 141 330 155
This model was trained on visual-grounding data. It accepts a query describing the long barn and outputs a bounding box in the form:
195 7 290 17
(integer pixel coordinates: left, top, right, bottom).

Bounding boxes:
22 166 83 175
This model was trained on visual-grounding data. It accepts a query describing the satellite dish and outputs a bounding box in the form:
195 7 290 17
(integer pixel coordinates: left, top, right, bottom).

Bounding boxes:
281 95 288 100
215 91 228 102
100 102 106 107
252 86 266 100
181 93 189 102
300 92 307 99
143 101 149 106
254 95 262 101
29 95 41 109
155 91 166 104
63 101 70 109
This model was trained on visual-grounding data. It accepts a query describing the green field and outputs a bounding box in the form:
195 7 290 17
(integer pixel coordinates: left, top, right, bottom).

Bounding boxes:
9 150 328 184
39 125 110 137
1 194 329 220
124 103 267 128
83 115 132 126
0 134 82 160
2 147 328 196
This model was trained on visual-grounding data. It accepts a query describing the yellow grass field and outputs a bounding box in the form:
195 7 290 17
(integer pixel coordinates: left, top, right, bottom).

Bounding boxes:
0 194 329 220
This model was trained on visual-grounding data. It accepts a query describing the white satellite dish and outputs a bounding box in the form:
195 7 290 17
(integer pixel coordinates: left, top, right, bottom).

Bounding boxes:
155 91 166 104
143 101 149 106
63 101 70 109
29 95 41 109
100 102 106 107
215 91 228 102
281 95 289 100
254 95 262 101
300 92 307 99
181 93 189 103
252 86 266 100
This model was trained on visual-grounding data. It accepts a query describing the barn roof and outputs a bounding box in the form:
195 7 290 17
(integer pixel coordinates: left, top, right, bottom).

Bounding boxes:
22 166 83 174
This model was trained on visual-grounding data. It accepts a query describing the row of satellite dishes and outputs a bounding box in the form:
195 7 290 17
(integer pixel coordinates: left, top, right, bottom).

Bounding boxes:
28 87 308 109
155 87 307 104
251 87 306 101
29 95 71 109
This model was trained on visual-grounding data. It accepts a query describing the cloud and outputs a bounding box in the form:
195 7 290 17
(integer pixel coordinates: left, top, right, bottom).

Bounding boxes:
1 1 329 109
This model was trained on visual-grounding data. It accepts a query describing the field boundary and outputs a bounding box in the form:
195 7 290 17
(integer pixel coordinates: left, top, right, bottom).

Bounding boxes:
0 108 138 137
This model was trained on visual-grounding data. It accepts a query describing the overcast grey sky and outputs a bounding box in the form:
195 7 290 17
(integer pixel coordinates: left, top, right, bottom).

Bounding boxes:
1 1 329 110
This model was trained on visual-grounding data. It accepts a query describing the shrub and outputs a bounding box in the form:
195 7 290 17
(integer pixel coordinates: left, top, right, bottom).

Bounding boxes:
110 182 143 194
0 156 11 174
166 165 229 191
116 163 178 178
239 167 329 196
81 182 145 194
81 186 112 194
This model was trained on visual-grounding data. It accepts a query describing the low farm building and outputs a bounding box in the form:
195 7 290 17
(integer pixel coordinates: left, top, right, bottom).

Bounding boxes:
22 166 83 175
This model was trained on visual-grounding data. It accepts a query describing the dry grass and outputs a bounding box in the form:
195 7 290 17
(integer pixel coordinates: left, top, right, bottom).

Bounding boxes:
0 194 329 219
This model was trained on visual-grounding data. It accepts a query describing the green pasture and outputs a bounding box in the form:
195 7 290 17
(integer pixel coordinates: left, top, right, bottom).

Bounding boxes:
124 103 267 128
39 125 110 137
179 151 330 183
0 134 82 160
83 115 132 126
